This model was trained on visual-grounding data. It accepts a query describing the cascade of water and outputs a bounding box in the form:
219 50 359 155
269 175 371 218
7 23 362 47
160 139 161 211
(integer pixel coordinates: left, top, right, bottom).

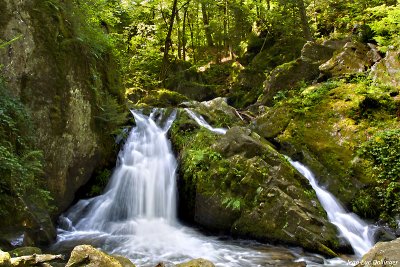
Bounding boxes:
71 109 178 233
184 108 227 134
54 109 350 266
288 159 375 257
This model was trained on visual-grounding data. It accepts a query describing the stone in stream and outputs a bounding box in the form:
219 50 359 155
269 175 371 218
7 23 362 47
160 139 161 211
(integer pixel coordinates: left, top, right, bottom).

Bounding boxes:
356 238 400 267
9 247 42 257
66 245 135 267
0 250 11 267
176 258 215 267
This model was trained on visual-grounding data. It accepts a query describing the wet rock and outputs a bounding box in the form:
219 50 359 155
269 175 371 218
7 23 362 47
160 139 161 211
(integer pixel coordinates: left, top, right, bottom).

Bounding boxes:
9 253 64 267
356 238 400 267
370 51 400 88
66 245 133 267
111 254 136 267
172 115 340 256
319 42 380 78
0 250 11 267
9 247 42 257
176 258 215 267
0 239 13 252
129 88 189 107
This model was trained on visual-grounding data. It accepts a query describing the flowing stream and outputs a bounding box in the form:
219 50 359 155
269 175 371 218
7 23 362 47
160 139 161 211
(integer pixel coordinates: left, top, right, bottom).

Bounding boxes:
54 109 350 266
288 159 375 257
184 108 227 134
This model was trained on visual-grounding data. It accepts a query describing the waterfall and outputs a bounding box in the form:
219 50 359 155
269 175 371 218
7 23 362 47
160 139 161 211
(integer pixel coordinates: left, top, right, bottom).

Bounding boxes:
182 109 375 258
184 108 227 134
288 159 375 257
56 109 292 267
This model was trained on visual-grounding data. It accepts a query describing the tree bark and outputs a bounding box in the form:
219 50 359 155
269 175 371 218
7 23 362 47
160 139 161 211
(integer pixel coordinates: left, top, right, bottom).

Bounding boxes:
201 1 214 47
298 0 312 41
176 9 182 59
160 0 179 81
183 6 188 61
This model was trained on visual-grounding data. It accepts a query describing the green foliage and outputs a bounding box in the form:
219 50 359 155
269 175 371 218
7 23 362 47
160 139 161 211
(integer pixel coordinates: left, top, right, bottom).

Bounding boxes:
0 34 22 50
0 80 52 217
358 129 400 221
222 196 242 211
365 5 400 52
95 92 128 135
88 169 112 197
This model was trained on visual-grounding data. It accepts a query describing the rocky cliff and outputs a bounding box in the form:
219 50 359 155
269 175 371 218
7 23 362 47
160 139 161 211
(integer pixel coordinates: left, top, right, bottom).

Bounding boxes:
0 0 125 244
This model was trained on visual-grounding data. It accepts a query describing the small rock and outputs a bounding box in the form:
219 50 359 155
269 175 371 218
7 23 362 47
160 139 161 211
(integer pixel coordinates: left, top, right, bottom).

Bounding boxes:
176 258 215 267
0 250 11 267
9 247 42 257
111 254 136 267
66 245 131 267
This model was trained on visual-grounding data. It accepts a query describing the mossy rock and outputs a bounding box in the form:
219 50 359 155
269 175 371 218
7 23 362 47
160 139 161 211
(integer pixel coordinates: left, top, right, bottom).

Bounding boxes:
255 77 399 222
129 88 188 107
319 42 379 78
176 258 215 267
9 247 42 257
0 250 11 267
171 113 340 255
370 51 400 88
66 245 132 267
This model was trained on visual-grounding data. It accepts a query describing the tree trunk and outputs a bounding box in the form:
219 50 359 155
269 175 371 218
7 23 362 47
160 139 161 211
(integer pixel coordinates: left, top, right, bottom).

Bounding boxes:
201 1 214 47
183 6 188 61
223 0 228 52
160 0 179 81
176 9 182 59
298 0 312 41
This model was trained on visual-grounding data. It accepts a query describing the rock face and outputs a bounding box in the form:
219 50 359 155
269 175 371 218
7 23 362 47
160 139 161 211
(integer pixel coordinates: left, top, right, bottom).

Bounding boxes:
0 0 124 242
171 107 339 256
356 238 400 267
66 245 135 267
370 51 400 88
319 42 381 78
260 41 335 105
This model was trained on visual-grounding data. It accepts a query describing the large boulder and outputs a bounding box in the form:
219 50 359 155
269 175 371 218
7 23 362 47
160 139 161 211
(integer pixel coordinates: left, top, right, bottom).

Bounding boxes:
0 0 124 242
171 111 340 256
370 51 400 88
260 41 336 106
319 42 381 78
66 245 135 267
356 238 400 267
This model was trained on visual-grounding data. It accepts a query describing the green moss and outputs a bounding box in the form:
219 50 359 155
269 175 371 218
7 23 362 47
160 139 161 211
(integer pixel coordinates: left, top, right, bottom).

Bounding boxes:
261 76 399 222
134 89 189 107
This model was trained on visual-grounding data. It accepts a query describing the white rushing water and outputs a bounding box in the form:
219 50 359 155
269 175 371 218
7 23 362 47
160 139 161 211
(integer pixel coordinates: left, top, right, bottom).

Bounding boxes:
184 108 227 134
54 109 350 266
288 159 375 257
